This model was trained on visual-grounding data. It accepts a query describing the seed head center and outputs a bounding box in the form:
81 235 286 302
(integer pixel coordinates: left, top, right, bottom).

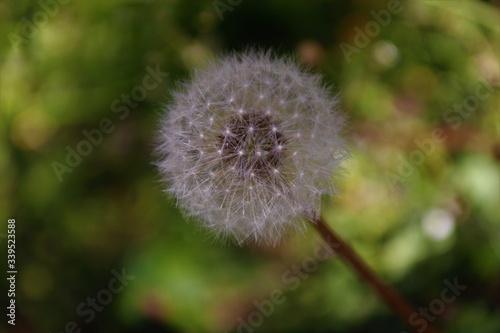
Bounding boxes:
219 111 287 177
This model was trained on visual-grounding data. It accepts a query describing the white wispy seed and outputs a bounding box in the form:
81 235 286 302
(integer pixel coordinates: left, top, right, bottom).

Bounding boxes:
156 51 348 245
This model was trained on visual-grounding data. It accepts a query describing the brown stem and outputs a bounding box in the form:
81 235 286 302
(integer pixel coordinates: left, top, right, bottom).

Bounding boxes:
312 217 441 333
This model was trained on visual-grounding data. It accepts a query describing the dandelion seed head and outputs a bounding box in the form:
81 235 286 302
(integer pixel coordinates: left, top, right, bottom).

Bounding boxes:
155 51 348 245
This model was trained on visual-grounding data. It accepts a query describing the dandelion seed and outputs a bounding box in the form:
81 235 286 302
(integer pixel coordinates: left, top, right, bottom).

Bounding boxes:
155 51 348 245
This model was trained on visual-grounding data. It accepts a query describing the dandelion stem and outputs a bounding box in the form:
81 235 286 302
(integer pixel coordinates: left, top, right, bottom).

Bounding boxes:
312 217 441 333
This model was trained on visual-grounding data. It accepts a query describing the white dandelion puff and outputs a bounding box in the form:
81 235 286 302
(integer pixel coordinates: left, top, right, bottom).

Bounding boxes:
155 51 348 245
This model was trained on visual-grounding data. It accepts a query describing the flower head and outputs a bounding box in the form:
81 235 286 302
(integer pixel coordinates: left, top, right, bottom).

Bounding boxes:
156 51 348 245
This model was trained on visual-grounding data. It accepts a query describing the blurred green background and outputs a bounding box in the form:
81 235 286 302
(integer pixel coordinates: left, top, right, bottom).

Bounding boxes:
1 0 499 332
